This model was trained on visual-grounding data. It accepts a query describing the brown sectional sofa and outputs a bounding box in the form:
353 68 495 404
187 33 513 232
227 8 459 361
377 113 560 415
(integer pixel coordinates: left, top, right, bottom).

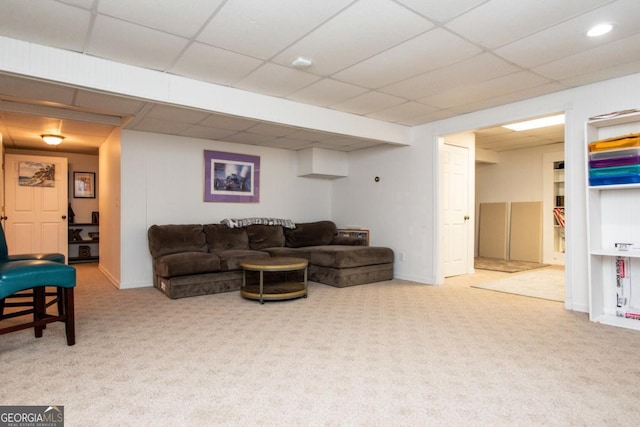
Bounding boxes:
148 220 394 299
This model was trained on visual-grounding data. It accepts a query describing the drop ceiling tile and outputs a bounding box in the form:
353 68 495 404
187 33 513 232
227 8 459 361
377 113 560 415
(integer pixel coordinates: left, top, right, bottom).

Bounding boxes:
273 0 433 75
61 120 115 137
395 0 489 23
59 0 93 7
382 53 520 100
448 81 565 114
0 1 90 52
287 79 369 107
495 0 640 69
88 15 189 71
130 117 192 134
322 135 363 146
169 42 263 86
331 91 405 116
225 132 276 145
74 90 144 116
559 58 640 88
287 130 334 142
333 28 482 89
367 102 438 123
266 138 314 150
178 126 238 140
246 122 297 137
146 104 210 124
397 109 458 126
97 0 223 38
0 75 76 105
419 71 550 109
532 33 640 81
199 115 257 131
235 63 321 97
445 0 612 48
197 0 352 60
341 141 382 151
0 112 61 131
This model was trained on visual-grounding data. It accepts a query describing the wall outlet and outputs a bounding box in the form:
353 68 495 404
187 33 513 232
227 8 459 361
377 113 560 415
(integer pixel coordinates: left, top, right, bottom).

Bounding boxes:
399 252 405 261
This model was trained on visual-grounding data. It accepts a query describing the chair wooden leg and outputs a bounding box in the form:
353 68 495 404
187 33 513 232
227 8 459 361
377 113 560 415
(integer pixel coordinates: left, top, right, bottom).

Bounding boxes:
56 287 64 315
33 287 45 338
64 288 75 346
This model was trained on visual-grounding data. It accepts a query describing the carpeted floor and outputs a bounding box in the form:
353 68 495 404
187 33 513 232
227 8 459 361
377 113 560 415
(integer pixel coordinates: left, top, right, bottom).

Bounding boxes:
474 257 549 273
471 266 565 302
2 263 640 426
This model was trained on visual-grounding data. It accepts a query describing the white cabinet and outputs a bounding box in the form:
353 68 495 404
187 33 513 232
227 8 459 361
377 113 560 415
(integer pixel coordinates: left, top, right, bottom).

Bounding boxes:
586 111 640 330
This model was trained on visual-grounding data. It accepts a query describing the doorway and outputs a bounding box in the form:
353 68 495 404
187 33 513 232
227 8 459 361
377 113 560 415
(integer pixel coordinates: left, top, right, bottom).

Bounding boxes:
440 113 566 299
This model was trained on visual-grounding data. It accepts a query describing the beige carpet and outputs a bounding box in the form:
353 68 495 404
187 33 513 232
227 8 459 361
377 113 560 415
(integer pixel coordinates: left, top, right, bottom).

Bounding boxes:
471 267 565 302
2 264 640 426
474 257 549 273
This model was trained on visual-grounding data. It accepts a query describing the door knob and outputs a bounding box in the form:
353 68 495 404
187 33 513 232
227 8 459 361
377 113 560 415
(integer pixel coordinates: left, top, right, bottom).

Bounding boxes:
464 215 470 221
62 215 67 220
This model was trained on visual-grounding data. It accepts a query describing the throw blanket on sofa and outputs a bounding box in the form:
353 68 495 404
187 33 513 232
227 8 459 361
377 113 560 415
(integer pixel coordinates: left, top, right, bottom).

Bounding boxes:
221 217 296 229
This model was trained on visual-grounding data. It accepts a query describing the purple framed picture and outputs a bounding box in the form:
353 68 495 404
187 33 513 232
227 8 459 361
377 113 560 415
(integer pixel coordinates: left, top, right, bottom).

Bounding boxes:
204 150 260 203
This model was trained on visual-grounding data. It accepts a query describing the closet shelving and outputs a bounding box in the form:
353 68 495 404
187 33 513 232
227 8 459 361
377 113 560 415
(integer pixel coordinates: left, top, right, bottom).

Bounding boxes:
586 110 640 330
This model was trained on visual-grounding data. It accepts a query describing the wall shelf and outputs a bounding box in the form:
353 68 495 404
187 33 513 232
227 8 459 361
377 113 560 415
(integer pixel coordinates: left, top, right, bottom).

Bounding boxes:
68 222 99 264
586 111 640 331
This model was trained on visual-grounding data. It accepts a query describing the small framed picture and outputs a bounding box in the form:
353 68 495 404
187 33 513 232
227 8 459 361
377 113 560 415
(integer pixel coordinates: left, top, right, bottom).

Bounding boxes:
74 172 95 198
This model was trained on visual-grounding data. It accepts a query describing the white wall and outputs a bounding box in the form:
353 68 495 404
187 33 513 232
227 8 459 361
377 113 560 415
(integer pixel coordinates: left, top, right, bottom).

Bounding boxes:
98 128 121 287
333 71 640 314
118 130 334 289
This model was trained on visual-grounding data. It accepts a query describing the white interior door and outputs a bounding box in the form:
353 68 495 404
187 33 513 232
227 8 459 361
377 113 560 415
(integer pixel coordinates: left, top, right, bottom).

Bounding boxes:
3 154 68 260
441 143 471 277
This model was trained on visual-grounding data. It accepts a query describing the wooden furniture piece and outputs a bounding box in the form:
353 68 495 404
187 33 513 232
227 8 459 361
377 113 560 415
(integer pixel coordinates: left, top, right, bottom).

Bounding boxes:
68 222 99 264
240 257 308 304
336 228 370 246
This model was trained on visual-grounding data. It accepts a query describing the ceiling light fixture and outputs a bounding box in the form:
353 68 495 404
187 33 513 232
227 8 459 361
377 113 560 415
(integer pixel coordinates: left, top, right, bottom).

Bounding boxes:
41 134 65 145
502 114 565 131
587 23 613 37
291 56 313 69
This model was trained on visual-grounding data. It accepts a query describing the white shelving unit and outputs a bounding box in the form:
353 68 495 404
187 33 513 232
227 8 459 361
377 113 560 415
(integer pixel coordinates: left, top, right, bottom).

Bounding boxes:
553 163 565 257
586 111 640 330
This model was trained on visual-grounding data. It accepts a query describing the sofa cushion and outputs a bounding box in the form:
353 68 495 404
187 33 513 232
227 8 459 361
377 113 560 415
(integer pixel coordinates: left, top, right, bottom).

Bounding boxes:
262 247 312 261
148 224 207 258
204 224 249 251
155 252 221 277
246 225 285 250
284 221 337 248
215 250 270 270
309 246 394 268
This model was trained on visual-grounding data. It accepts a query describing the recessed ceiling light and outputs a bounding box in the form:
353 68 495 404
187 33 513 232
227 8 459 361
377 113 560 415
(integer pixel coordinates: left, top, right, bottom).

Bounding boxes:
291 57 313 69
587 23 613 37
502 114 565 131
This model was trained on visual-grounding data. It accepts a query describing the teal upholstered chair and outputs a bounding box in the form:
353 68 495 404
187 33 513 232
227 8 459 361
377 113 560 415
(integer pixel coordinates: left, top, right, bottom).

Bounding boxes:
0 225 66 316
0 259 76 345
0 225 76 345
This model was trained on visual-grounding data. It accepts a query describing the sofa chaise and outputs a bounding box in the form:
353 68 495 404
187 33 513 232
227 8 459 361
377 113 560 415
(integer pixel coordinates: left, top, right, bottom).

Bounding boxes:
147 220 394 299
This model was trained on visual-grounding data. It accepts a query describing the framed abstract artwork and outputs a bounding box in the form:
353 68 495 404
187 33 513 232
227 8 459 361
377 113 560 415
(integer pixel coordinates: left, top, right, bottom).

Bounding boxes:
204 150 260 203
74 171 95 198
